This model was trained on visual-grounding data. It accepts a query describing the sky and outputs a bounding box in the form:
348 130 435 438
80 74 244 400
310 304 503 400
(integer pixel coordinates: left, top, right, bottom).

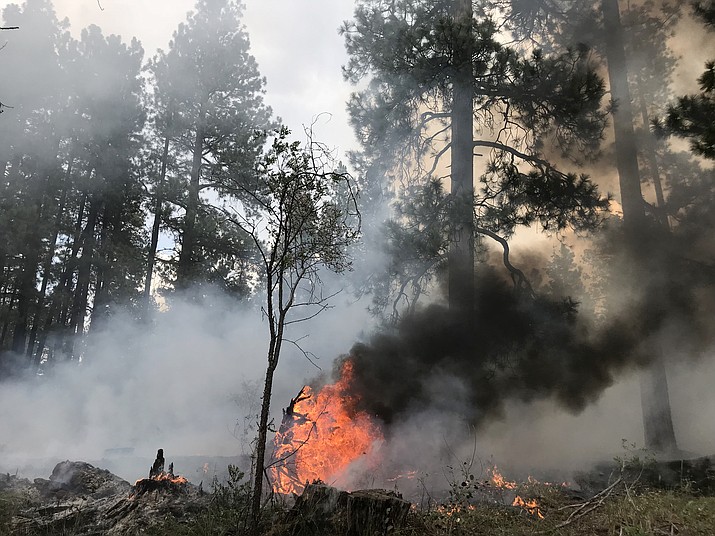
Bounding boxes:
43 0 359 157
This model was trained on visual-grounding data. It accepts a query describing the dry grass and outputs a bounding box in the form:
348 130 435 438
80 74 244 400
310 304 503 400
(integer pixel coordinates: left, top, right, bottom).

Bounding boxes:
3 479 715 535
396 484 715 536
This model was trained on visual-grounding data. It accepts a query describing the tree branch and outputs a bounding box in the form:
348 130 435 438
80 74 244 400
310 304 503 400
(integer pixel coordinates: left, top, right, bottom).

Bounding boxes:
474 225 534 296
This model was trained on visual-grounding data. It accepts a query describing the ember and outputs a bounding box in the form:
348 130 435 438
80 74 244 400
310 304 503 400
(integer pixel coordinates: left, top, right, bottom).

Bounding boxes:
268 360 383 495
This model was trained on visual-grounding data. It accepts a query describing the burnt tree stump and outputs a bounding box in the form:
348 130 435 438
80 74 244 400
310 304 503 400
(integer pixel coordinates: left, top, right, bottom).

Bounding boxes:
149 449 165 478
292 483 410 536
346 489 410 536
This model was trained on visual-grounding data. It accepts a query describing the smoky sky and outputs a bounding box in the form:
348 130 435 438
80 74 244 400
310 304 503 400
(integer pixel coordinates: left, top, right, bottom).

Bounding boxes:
44 0 357 155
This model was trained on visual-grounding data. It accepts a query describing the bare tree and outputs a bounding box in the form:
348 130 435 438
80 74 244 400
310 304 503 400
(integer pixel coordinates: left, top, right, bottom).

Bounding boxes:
219 126 359 531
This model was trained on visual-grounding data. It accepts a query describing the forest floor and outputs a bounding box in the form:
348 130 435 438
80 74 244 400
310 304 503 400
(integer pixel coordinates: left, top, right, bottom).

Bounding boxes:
1 461 715 535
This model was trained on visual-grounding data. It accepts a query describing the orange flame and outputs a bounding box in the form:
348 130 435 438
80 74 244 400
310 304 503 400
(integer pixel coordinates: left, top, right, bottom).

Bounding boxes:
513 495 544 519
269 361 383 495
154 472 188 485
489 466 517 490
134 472 188 486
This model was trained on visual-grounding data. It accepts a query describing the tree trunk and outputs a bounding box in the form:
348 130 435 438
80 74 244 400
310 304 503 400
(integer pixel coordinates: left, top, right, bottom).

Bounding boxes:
91 213 109 330
67 198 100 359
250 348 279 532
177 105 205 288
0 293 16 348
11 197 44 357
34 193 87 366
26 161 71 361
449 0 475 315
601 0 678 454
144 134 170 312
637 90 669 227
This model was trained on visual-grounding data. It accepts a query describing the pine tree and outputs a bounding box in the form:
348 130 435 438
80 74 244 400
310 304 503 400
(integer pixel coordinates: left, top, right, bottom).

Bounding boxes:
149 0 274 291
342 0 609 318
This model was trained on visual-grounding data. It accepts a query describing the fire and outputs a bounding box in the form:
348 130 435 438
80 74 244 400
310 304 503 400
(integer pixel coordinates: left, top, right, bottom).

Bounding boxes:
134 472 188 486
151 472 188 485
512 495 544 519
269 360 383 495
489 466 517 490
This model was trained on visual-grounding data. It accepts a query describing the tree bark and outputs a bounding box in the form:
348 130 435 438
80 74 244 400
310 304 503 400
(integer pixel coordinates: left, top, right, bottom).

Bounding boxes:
601 0 678 454
449 0 475 315
251 326 283 532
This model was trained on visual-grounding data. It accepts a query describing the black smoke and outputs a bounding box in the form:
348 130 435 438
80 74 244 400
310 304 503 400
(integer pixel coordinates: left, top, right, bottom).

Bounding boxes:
334 222 715 431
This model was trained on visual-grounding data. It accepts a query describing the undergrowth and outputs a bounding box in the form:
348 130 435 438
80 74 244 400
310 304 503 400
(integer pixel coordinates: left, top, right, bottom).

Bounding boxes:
3 463 715 535
141 478 715 536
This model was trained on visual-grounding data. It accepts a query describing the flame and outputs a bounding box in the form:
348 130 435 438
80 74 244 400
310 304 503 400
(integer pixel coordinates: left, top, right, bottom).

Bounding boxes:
135 472 188 486
489 466 517 490
269 360 383 495
153 472 188 485
512 495 544 519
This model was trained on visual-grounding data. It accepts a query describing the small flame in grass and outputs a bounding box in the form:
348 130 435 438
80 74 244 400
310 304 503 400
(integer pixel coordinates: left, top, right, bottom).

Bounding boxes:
512 495 544 519
269 360 384 495
489 466 517 490
436 504 477 518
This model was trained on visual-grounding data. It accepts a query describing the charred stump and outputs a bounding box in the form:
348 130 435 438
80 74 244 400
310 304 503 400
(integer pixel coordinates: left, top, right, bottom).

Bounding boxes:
134 476 188 496
149 448 165 478
346 489 410 536
291 482 410 536
134 449 189 497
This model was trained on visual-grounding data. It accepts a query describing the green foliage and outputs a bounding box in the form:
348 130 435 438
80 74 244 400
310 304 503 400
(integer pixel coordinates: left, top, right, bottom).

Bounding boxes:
694 0 715 27
342 0 610 317
656 2 715 159
146 0 274 290
235 127 360 280
371 179 450 320
659 65 715 159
